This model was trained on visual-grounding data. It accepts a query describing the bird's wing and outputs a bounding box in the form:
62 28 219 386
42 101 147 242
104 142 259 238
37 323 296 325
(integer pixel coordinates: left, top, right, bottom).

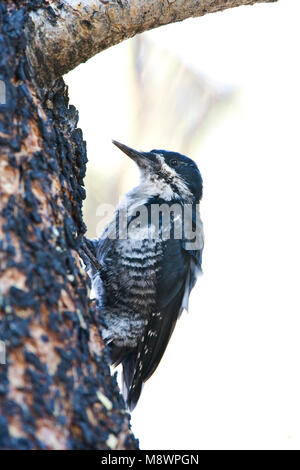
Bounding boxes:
126 227 203 410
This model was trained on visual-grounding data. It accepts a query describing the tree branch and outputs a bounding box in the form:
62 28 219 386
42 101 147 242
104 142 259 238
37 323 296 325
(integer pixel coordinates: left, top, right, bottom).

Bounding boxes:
26 0 277 87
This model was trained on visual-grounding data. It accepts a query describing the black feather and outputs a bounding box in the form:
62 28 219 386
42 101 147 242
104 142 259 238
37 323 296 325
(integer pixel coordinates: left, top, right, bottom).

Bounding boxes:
125 234 202 410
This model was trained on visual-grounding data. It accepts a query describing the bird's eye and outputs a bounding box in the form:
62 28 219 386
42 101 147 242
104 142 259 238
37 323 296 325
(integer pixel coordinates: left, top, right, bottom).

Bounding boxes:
170 159 178 167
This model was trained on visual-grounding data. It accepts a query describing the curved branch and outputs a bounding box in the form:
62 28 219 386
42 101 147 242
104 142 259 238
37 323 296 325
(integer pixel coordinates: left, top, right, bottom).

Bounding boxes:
26 0 277 87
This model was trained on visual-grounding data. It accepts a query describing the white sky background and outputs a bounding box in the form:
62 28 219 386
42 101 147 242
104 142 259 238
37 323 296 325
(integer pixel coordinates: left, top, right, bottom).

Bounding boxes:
65 0 300 449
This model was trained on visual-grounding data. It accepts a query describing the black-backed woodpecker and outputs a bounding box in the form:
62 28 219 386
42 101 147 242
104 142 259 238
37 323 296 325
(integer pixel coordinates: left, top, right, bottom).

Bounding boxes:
86 141 204 410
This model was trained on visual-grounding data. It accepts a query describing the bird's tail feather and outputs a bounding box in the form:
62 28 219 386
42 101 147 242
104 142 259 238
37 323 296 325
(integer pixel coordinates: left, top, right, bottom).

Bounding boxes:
109 344 141 411
122 349 142 411
126 378 143 412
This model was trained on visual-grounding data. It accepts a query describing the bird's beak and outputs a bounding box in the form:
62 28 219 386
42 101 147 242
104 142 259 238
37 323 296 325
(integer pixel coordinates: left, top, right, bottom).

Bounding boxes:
112 140 155 169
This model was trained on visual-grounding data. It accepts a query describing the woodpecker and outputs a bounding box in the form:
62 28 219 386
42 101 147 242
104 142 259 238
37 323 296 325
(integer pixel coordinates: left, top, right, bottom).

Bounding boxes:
86 141 204 411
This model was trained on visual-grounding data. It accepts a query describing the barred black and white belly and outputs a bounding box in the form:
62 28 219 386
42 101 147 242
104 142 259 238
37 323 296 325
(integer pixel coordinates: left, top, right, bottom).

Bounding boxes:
99 236 163 347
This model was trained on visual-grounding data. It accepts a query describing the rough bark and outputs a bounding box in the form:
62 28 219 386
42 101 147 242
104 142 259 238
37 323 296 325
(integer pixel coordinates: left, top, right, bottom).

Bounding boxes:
0 1 137 450
26 0 277 87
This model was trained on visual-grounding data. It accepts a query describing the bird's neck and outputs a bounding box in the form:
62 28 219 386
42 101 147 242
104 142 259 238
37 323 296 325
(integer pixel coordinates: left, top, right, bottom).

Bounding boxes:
124 177 194 211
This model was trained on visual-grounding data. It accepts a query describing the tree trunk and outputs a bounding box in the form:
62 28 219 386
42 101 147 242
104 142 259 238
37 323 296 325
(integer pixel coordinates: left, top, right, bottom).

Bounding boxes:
0 1 137 450
0 0 276 450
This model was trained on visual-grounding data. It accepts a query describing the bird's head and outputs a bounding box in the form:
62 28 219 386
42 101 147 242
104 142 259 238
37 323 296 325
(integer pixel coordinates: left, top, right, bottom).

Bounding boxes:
113 140 203 202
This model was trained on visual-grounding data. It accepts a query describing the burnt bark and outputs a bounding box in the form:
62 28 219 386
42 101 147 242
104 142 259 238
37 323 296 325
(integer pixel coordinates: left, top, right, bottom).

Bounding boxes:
0 1 137 450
